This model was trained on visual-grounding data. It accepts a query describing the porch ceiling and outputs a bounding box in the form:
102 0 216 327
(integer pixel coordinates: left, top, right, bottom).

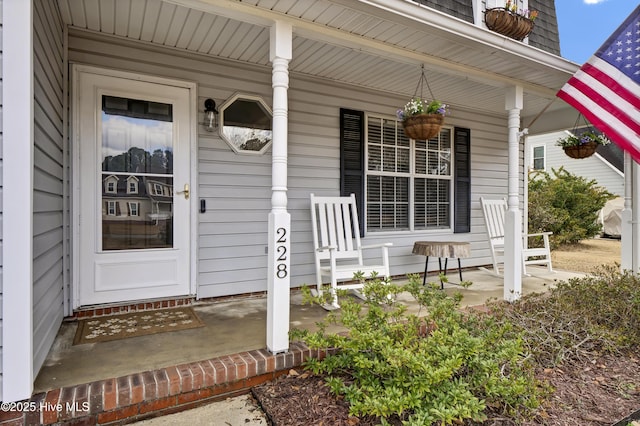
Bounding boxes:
57 0 580 120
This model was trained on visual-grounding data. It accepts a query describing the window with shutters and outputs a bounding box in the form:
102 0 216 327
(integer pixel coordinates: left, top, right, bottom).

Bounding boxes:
366 115 453 232
127 202 139 217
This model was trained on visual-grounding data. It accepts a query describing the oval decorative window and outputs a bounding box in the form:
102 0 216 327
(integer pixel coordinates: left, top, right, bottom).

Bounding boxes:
219 94 273 155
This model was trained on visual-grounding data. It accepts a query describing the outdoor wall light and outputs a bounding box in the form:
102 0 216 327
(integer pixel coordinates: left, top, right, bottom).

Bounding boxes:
202 98 218 132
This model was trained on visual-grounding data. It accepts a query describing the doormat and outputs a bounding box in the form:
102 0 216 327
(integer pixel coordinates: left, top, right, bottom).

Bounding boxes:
73 307 204 345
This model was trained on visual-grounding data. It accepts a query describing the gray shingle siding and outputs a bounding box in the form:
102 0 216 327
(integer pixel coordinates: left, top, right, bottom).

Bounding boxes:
412 0 474 23
411 0 561 55
528 0 561 56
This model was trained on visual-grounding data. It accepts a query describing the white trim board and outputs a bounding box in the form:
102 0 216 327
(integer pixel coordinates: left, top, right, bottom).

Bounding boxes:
2 0 35 402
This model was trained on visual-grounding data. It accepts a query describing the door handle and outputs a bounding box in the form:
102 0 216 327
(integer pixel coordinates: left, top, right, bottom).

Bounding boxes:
177 183 190 200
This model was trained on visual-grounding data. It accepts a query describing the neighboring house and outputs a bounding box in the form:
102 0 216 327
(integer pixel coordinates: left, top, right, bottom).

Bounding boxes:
528 130 625 196
1 0 583 402
102 175 174 250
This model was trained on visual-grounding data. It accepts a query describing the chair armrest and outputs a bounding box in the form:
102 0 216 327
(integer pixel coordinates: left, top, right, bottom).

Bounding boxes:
316 245 337 252
360 243 393 250
526 232 553 237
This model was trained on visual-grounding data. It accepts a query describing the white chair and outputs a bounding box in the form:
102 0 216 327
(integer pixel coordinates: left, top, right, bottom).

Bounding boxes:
480 197 553 276
310 193 392 309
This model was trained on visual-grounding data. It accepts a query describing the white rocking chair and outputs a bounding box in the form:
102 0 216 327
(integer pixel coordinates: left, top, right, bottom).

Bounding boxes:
310 194 392 309
480 197 553 276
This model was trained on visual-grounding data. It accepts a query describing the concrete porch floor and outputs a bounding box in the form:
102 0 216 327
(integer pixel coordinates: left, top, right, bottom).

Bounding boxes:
23 267 582 424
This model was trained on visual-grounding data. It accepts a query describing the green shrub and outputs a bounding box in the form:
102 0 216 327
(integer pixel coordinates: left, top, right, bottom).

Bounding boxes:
291 275 543 425
489 267 640 368
528 167 614 246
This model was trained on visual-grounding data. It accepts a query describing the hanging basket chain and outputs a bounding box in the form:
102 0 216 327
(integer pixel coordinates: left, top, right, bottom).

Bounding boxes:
571 113 583 135
402 64 443 140
569 113 597 138
412 64 436 102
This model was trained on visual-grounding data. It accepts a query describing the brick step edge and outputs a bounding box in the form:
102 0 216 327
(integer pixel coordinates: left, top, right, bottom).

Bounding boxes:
0 342 331 426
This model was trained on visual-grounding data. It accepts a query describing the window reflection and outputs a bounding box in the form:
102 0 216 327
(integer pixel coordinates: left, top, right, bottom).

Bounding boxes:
220 95 272 154
101 96 174 251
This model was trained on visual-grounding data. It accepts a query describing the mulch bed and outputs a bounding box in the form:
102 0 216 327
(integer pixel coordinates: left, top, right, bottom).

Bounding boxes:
524 354 640 426
252 354 640 426
252 370 398 426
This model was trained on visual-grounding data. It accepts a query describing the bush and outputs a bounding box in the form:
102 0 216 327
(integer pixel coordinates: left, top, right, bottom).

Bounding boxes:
528 167 614 246
291 275 544 425
489 267 640 368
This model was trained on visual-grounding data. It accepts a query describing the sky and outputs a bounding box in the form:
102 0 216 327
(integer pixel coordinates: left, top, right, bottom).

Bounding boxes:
555 0 638 64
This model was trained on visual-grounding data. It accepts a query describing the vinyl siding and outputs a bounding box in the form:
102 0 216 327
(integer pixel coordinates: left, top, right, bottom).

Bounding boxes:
529 131 624 196
68 30 519 298
33 0 65 374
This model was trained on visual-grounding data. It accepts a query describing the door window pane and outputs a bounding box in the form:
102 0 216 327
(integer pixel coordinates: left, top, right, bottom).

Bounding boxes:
101 96 174 250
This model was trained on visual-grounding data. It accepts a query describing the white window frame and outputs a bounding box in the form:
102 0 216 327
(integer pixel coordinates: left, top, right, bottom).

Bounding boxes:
128 202 139 217
127 176 138 194
531 144 546 171
106 201 117 216
105 176 118 194
364 114 454 233
218 93 273 155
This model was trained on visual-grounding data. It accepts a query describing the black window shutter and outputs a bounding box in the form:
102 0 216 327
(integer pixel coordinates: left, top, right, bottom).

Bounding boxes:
340 108 365 237
454 127 471 233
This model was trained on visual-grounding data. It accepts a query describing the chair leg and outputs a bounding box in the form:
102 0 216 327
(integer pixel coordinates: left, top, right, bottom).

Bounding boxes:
329 275 340 309
491 251 502 276
314 271 324 299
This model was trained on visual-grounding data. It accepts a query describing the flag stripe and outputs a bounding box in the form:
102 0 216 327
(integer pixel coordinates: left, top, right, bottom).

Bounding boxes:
583 60 640 108
558 85 640 161
558 86 639 152
564 75 640 134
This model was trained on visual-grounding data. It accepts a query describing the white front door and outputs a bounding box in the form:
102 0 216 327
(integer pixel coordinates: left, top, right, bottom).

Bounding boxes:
74 66 194 307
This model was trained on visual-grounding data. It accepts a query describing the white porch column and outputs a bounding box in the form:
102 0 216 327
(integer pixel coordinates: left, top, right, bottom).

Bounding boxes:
633 161 640 272
504 86 524 301
266 21 292 353
2 0 34 401
621 152 633 271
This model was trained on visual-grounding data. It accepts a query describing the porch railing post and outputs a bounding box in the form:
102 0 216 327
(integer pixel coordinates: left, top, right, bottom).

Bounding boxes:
633 160 640 273
621 152 633 270
504 86 523 301
267 20 292 353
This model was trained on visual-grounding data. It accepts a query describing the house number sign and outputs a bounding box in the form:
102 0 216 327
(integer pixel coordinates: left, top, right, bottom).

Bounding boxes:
275 227 288 279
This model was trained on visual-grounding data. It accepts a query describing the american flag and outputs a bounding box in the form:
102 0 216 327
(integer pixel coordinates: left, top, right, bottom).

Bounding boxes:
557 5 640 161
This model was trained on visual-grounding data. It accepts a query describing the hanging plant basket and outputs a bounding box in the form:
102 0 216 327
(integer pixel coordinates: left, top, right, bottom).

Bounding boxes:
484 8 535 41
397 65 448 140
557 115 610 159
402 113 444 140
563 142 598 159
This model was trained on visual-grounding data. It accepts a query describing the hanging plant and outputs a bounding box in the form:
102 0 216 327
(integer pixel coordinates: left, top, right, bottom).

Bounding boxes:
484 0 538 41
556 131 610 159
397 65 448 140
397 98 447 140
